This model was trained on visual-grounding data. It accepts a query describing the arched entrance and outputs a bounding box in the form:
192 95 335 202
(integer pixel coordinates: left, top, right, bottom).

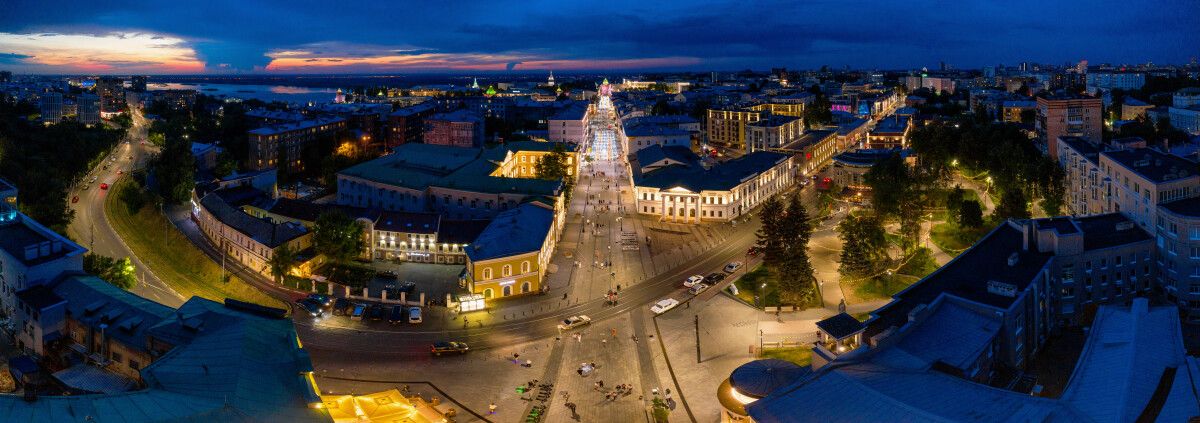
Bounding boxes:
483 288 494 299
502 286 513 297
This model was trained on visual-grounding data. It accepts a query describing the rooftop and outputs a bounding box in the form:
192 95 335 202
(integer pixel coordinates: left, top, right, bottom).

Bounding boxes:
248 117 345 136
624 124 691 137
815 313 866 340
375 210 441 234
865 220 1052 340
833 149 907 166
427 109 481 123
200 194 309 249
778 130 836 151
1073 213 1154 251
1102 147 1198 184
746 114 802 128
266 198 326 223
634 151 789 192
1059 136 1105 162
436 219 493 245
0 212 85 267
388 103 435 117
463 203 555 262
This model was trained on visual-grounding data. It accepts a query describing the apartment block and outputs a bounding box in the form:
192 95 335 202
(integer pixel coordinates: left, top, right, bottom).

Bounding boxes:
248 117 347 171
1037 94 1102 158
424 109 485 148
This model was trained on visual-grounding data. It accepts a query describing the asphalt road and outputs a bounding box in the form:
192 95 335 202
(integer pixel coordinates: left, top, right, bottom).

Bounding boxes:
66 111 186 308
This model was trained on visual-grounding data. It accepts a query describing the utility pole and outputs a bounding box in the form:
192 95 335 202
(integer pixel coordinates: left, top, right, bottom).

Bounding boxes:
695 314 701 363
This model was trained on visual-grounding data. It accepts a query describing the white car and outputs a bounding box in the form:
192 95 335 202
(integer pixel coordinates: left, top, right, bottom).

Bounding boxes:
557 315 592 330
684 275 704 287
724 262 744 273
650 298 679 315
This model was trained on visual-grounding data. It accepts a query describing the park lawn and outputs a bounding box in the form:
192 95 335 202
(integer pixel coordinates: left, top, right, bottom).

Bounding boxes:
930 222 987 255
732 265 822 309
843 274 919 304
758 347 812 367
106 179 285 309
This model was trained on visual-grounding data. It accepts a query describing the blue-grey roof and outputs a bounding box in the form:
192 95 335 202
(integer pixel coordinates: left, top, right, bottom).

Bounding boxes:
387 103 434 117
746 297 1200 423
626 114 699 126
634 144 701 169
624 124 691 137
340 143 563 197
728 359 806 398
635 151 789 192
1102 147 1199 184
52 275 174 353
836 119 869 135
1073 213 1153 251
778 130 836 151
200 194 309 248
816 313 865 339
833 149 907 166
550 106 588 121
427 109 481 123
464 204 554 262
0 212 86 267
248 117 345 136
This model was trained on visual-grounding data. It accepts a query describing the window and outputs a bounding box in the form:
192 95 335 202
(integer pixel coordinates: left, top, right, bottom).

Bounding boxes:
521 261 531 273
1101 258 1107 269
1171 223 1179 235
112 352 123 363
1191 246 1200 259
1061 265 1075 282
482 268 492 279
502 264 512 277
130 359 140 370
1116 256 1122 267
1062 287 1075 298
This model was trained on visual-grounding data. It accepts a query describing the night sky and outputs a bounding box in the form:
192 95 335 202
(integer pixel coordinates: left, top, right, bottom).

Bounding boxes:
1 0 1198 74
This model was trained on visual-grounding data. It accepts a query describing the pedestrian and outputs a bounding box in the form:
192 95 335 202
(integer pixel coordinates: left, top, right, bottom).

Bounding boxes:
666 389 672 401
599 380 604 388
605 392 612 400
602 339 607 347
686 301 690 309
564 392 570 402
563 292 568 300
489 403 496 414
633 335 639 344
526 359 532 367
616 285 620 292
612 328 616 336
595 382 601 391
514 353 520 362
591 362 597 370
402 385 410 392
577 368 583 376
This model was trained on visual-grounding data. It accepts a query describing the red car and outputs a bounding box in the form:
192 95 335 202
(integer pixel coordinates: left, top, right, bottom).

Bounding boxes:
100 183 108 190
116 170 123 175
71 196 78 203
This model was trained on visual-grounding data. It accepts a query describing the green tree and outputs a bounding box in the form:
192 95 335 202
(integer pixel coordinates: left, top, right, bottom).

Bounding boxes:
267 244 298 283
804 94 833 127
651 398 670 422
960 199 984 229
776 196 817 305
534 143 574 199
1019 109 1037 124
755 196 786 267
865 152 929 249
83 254 138 290
117 181 146 213
152 136 195 203
994 187 1031 221
313 210 366 264
111 112 133 128
837 215 888 278
1036 156 1066 216
944 186 966 226
650 100 677 116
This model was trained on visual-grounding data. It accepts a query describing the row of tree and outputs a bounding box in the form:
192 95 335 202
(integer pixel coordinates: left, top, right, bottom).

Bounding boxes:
755 195 818 305
0 100 126 234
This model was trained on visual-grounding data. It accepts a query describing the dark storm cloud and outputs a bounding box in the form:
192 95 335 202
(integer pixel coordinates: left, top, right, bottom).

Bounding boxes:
0 53 34 64
1 0 1197 72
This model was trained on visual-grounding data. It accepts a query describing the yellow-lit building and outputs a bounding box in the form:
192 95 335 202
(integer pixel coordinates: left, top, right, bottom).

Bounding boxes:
462 203 557 299
489 141 579 179
745 102 806 118
707 108 765 149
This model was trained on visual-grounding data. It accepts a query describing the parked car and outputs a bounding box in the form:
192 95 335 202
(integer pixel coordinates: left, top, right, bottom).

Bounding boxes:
332 298 350 316
689 283 710 295
350 304 366 321
305 294 332 307
397 281 417 294
431 341 469 355
556 315 592 331
704 273 726 284
388 305 404 325
724 261 743 273
747 247 760 255
376 270 398 279
299 300 322 317
409 306 423 323
650 298 679 314
83 185 89 190
72 196 78 203
369 304 383 321
684 275 704 287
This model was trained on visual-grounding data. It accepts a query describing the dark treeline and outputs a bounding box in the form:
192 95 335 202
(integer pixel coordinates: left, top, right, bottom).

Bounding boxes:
0 100 126 234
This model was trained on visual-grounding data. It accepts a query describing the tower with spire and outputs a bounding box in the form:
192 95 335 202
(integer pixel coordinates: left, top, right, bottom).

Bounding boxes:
547 70 555 86
472 77 480 89
335 88 345 103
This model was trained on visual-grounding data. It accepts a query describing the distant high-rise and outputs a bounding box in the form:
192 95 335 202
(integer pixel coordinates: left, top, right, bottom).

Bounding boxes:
130 75 148 92
77 93 100 126
1076 60 1089 74
39 92 63 125
95 76 124 113
982 66 997 78
1019 62 1028 72
939 61 947 71
1037 94 1102 158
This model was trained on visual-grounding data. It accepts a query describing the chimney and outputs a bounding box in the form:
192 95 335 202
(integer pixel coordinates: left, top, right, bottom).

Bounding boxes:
51 240 62 253
1007 252 1019 267
24 245 37 261
38 241 50 257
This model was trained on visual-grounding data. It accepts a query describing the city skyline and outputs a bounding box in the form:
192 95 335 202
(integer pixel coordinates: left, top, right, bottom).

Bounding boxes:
1 0 1198 75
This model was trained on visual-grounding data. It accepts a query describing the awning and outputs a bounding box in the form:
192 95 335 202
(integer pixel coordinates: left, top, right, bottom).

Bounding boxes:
52 365 137 394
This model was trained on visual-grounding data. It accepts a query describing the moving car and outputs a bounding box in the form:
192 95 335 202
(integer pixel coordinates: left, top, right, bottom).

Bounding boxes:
689 283 710 295
83 185 89 190
388 305 404 325
704 273 726 284
305 293 332 307
71 196 78 203
408 306 423 323
100 183 108 190
557 315 592 331
350 304 366 321
684 275 704 287
724 262 743 273
431 341 469 355
369 304 383 321
650 298 679 314
747 247 760 255
299 300 323 317
91 176 97 183
116 170 123 175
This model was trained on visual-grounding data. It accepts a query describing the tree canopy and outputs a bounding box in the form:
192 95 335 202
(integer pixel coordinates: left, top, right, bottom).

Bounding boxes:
84 254 138 290
313 210 366 263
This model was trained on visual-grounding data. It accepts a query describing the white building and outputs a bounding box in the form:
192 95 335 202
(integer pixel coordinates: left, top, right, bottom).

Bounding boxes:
77 93 101 126
1170 105 1200 136
1086 71 1146 91
620 124 691 153
548 104 591 144
39 92 62 125
630 146 792 223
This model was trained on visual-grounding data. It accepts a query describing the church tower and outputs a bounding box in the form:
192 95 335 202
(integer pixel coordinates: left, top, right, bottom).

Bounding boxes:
547 70 555 86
